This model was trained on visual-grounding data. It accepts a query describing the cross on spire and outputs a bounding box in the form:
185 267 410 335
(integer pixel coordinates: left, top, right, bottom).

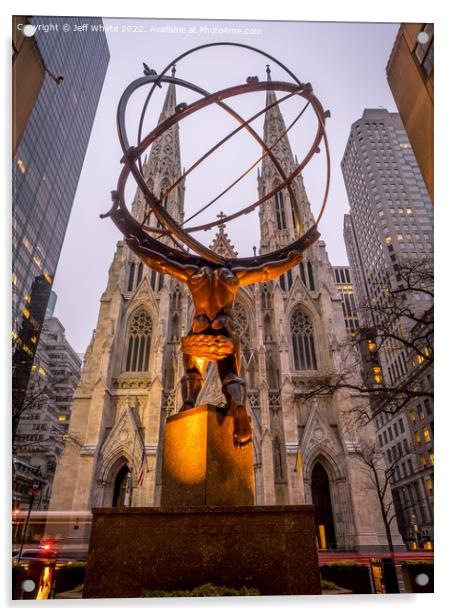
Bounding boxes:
171 64 176 77
216 211 227 230
266 64 271 80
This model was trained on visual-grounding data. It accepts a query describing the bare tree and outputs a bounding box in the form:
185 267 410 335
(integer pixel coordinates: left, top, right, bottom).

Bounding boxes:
355 439 405 554
297 256 433 423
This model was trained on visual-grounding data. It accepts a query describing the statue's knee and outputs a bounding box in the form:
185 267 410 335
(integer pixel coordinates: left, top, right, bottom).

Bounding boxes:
221 373 246 394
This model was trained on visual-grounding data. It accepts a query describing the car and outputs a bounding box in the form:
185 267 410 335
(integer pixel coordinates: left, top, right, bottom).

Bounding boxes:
12 546 59 564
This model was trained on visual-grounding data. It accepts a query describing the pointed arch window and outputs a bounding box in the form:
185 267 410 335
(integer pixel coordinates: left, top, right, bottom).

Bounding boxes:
150 270 164 292
127 262 136 292
125 310 153 372
261 283 271 309
279 269 293 292
290 308 317 371
150 269 157 290
274 192 286 230
299 262 307 286
160 180 170 211
273 436 284 482
136 263 143 287
307 261 315 291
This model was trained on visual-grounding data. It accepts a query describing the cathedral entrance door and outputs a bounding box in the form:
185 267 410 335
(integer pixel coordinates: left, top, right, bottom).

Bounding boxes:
311 462 336 549
112 464 130 507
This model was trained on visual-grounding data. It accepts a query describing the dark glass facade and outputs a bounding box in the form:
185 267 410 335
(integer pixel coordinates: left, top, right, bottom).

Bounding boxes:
12 16 110 419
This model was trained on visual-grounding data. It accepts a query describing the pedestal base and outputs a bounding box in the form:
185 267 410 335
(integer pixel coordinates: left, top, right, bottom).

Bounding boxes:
83 506 321 597
161 404 254 507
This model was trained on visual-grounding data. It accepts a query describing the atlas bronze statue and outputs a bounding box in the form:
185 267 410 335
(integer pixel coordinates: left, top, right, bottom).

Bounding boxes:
103 43 330 447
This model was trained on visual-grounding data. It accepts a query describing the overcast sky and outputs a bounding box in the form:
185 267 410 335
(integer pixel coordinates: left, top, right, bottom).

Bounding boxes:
51 17 399 354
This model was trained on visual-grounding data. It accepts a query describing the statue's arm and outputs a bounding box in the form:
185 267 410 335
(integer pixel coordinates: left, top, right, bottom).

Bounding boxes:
234 225 320 286
126 236 196 283
234 251 303 285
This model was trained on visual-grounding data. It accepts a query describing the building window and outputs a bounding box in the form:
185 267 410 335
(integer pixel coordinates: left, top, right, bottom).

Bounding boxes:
136 263 143 287
274 192 286 230
423 426 431 443
125 310 152 372
299 262 307 286
273 436 284 481
150 270 164 292
307 261 315 291
290 308 317 371
127 262 135 292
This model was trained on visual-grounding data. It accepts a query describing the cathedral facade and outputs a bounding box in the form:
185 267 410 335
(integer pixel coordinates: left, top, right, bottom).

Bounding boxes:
50 76 402 551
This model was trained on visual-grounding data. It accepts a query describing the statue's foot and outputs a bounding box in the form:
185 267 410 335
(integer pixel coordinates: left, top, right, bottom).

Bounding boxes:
233 405 252 447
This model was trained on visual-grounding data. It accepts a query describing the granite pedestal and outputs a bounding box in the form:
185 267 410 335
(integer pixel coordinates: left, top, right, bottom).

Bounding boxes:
83 405 321 597
83 505 321 597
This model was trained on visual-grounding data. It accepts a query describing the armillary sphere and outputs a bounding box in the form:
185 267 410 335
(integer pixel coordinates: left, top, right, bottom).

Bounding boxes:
103 42 331 269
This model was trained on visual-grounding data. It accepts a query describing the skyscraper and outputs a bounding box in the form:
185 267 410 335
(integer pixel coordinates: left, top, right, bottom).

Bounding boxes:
12 16 110 425
341 108 432 328
49 73 402 555
342 108 434 548
13 317 82 511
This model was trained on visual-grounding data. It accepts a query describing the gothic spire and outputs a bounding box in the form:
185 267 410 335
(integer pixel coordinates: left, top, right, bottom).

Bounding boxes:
258 65 314 252
157 66 177 124
262 66 294 171
139 67 184 225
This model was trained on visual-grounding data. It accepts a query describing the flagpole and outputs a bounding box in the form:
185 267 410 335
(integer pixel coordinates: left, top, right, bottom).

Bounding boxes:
128 397 138 506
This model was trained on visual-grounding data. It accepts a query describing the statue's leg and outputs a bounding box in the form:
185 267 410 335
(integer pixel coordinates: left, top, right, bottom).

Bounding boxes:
179 353 207 412
217 354 252 447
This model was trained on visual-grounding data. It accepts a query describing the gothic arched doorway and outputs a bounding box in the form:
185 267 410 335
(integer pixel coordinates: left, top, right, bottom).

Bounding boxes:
311 462 336 549
112 464 130 507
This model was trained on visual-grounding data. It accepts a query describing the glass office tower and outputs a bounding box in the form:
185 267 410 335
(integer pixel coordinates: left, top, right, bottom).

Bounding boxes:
12 16 110 424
